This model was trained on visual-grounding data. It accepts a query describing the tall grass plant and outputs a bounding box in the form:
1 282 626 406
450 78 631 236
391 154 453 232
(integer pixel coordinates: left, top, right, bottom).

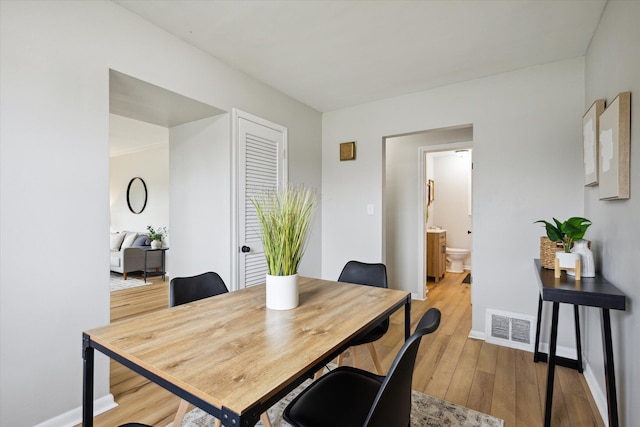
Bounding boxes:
252 185 319 276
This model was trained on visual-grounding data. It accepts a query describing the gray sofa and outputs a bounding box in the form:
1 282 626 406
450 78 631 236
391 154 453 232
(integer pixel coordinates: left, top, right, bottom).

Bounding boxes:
110 231 162 280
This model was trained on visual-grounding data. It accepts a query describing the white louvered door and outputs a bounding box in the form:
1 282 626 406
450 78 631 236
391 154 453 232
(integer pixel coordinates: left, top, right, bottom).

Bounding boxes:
236 111 287 289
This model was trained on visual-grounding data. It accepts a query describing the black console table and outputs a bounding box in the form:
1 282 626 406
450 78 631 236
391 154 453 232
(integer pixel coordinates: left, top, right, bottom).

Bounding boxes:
533 259 626 427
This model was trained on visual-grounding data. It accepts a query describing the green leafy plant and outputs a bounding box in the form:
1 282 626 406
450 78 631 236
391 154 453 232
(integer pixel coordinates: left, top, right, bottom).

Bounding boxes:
534 217 591 253
251 185 319 276
146 225 167 242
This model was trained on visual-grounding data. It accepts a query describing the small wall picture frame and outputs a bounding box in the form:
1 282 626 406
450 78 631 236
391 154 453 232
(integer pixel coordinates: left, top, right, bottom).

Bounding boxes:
582 99 605 186
340 141 356 161
427 179 435 203
599 92 631 200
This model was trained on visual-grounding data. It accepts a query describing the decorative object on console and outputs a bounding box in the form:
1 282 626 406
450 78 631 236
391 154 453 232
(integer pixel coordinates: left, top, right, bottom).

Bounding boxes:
534 217 592 279
582 99 605 186
599 91 631 200
146 225 167 249
252 185 318 310
568 239 595 278
539 236 564 269
534 217 592 253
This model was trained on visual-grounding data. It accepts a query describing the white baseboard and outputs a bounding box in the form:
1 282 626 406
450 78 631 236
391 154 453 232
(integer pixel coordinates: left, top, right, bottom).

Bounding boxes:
468 329 485 340
536 341 578 360
33 394 117 427
412 291 426 301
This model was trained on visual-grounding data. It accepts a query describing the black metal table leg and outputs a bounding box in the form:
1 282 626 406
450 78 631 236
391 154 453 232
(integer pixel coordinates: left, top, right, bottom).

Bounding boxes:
161 249 166 281
404 296 411 340
544 302 560 427
143 250 148 283
534 299 582 371
601 308 619 427
573 305 583 373
534 295 544 362
83 334 94 427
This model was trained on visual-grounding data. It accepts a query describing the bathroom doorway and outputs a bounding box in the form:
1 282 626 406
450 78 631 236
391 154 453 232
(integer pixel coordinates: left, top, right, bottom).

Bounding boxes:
383 125 472 301
422 144 473 296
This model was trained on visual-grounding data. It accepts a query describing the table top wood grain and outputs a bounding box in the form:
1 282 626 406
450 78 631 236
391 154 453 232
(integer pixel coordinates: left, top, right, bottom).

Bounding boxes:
85 276 410 416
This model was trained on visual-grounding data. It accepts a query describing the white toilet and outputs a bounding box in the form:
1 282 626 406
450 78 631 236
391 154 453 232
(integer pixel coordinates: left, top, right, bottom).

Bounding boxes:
446 247 470 273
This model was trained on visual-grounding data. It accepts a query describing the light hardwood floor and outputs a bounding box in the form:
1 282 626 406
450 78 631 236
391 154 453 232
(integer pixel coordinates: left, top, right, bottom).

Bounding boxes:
88 272 604 426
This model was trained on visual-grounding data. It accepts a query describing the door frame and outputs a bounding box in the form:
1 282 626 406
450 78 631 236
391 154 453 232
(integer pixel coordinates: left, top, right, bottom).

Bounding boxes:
230 108 288 291
418 141 473 300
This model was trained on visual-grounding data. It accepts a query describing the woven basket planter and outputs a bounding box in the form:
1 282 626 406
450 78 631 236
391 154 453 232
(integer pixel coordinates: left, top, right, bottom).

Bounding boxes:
540 236 563 269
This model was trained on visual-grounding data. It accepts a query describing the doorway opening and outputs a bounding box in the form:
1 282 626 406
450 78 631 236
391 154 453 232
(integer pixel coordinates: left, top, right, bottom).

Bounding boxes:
108 70 224 288
383 125 473 301
423 145 473 297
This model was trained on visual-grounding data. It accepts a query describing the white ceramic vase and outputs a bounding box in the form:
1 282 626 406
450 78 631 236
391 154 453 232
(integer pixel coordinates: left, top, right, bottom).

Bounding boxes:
266 274 299 310
151 240 162 249
567 239 595 277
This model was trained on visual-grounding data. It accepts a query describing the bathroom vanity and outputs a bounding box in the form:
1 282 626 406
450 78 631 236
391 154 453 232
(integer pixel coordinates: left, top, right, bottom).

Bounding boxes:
426 230 446 282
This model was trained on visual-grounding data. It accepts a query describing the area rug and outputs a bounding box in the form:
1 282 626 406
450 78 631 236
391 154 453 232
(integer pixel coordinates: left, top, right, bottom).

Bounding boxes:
169 379 503 427
109 272 149 291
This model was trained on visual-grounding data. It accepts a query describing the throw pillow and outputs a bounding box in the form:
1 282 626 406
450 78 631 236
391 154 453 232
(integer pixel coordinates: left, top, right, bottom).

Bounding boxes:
132 234 151 247
121 232 138 249
110 232 126 251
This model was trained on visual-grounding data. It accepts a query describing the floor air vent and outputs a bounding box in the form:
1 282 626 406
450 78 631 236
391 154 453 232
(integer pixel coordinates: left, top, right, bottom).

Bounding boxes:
485 309 535 351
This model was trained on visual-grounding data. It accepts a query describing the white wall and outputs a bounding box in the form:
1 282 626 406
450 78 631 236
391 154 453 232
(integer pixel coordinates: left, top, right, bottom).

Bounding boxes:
169 115 231 281
385 128 472 296
583 1 640 424
110 145 170 234
322 58 585 348
0 1 321 426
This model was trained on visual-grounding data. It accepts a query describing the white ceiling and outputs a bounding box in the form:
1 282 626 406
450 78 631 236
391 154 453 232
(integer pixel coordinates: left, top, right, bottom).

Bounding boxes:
113 0 606 112
110 70 224 128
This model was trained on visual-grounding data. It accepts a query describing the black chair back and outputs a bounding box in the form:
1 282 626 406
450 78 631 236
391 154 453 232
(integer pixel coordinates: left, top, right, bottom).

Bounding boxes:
169 272 228 307
338 260 388 289
338 261 390 337
364 308 441 427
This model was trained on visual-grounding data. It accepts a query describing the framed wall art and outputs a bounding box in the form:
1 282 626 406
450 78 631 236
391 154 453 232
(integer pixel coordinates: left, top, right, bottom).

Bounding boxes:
582 99 605 186
340 141 356 161
599 92 631 200
427 179 435 203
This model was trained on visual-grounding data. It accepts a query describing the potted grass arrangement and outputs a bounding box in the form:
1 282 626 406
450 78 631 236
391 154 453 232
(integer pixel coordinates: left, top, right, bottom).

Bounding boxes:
252 185 319 310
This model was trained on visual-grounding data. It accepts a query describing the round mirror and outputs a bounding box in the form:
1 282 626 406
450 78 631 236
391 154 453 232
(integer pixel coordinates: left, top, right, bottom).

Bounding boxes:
127 177 147 214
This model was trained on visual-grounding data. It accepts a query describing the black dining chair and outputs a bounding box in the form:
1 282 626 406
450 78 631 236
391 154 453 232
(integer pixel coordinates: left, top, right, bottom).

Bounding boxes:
170 272 229 427
336 260 390 374
283 307 442 427
168 272 272 427
169 271 229 308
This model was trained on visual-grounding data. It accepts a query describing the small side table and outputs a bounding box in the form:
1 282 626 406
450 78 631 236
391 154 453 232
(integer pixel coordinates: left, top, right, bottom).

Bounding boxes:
142 247 169 282
533 259 626 427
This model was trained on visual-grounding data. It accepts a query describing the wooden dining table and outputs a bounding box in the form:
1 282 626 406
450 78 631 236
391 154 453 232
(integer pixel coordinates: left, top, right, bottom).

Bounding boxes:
82 276 411 426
